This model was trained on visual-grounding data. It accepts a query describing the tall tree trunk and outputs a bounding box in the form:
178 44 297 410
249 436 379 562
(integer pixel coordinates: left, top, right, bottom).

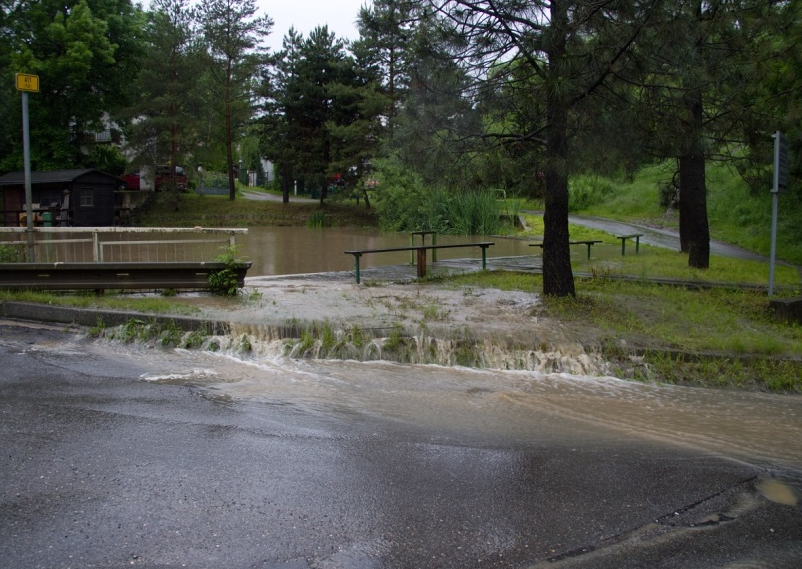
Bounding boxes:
170 122 178 179
678 88 709 268
542 0 575 297
679 152 710 268
282 165 290 203
225 57 236 201
362 188 371 209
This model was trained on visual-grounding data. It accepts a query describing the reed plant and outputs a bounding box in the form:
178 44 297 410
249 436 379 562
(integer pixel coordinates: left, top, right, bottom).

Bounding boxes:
306 209 327 228
424 189 503 235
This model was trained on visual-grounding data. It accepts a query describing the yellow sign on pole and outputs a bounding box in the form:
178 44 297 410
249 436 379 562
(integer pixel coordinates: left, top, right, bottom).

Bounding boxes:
15 73 39 92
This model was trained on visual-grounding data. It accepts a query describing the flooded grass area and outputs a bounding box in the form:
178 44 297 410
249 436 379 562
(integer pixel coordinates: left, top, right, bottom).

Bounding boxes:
431 271 802 391
2 225 801 391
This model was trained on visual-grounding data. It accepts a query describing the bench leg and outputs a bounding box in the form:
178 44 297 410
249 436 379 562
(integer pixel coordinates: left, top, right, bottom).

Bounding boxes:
353 254 362 284
621 239 626 256
416 248 427 278
586 243 592 260
635 236 640 253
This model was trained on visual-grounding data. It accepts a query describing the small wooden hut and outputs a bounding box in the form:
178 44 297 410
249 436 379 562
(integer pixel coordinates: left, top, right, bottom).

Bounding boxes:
0 169 122 227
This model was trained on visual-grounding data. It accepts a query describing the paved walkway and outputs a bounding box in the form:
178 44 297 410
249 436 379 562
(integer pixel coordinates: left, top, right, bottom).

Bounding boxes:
240 189 317 202
564 212 773 263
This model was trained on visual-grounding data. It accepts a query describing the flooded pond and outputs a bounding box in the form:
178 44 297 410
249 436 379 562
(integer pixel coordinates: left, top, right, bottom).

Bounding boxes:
238 227 538 276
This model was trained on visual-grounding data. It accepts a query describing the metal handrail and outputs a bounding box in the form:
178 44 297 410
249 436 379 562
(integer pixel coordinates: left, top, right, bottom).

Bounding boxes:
0 227 247 263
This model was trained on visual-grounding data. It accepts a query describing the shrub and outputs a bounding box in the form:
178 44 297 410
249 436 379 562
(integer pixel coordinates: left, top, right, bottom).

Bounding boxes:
372 157 431 231
208 246 246 297
0 244 25 263
568 175 617 211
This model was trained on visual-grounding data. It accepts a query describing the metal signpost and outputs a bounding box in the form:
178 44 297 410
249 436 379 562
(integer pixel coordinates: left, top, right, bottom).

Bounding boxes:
768 131 789 297
16 73 39 262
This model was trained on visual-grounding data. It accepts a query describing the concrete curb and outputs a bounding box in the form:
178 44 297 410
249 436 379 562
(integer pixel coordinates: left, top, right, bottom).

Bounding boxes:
0 301 232 335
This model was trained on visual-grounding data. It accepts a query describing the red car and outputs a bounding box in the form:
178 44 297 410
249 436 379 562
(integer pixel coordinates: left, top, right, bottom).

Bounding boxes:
154 166 188 191
121 167 188 191
122 172 141 190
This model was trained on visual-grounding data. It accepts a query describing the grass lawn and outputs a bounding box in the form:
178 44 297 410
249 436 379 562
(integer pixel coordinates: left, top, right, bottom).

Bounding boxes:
519 213 801 288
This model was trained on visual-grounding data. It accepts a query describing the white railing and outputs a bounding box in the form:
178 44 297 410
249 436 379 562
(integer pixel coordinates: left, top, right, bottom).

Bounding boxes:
0 227 248 264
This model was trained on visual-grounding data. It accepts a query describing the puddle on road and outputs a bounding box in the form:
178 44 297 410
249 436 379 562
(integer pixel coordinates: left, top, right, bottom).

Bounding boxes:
758 479 800 506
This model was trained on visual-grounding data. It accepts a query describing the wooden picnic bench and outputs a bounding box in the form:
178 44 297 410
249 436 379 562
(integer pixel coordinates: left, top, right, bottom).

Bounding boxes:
344 242 494 284
616 233 643 256
529 239 603 260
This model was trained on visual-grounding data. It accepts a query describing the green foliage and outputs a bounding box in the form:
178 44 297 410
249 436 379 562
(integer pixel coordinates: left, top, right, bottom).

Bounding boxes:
261 25 381 201
568 175 617 212
575 160 802 265
196 0 272 200
122 0 202 175
88 316 106 338
116 318 149 343
426 189 502 235
86 144 127 175
153 319 183 346
353 0 415 138
434 271 802 391
297 330 315 354
318 321 337 353
208 246 246 296
372 157 430 231
181 327 208 349
306 210 328 228
567 162 671 221
1 0 143 171
0 244 26 263
382 324 408 353
372 157 506 234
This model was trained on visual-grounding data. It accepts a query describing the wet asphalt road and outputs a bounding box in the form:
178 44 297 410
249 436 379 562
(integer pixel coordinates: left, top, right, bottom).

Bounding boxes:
2 322 801 569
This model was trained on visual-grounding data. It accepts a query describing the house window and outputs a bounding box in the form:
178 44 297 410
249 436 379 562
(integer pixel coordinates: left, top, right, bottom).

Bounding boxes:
79 188 94 207
37 189 63 208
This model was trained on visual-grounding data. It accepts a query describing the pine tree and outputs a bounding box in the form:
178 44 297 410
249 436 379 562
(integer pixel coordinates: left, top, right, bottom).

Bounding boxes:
354 0 417 139
123 0 201 181
429 0 660 296
197 0 272 200
628 0 787 269
261 26 382 205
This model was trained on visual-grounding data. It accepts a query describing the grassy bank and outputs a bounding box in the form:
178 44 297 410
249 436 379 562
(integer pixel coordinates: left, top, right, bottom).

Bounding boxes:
430 271 802 392
0 289 203 316
520 214 801 287
559 161 802 265
136 192 379 228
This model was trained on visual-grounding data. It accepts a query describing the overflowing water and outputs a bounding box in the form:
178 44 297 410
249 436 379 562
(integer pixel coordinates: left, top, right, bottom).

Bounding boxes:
132 335 802 481
113 222 802 482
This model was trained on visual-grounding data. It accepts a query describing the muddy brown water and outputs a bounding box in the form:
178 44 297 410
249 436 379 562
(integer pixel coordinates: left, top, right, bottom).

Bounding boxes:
238 227 540 276
137 345 802 483
110 227 802 527
168 227 802 484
